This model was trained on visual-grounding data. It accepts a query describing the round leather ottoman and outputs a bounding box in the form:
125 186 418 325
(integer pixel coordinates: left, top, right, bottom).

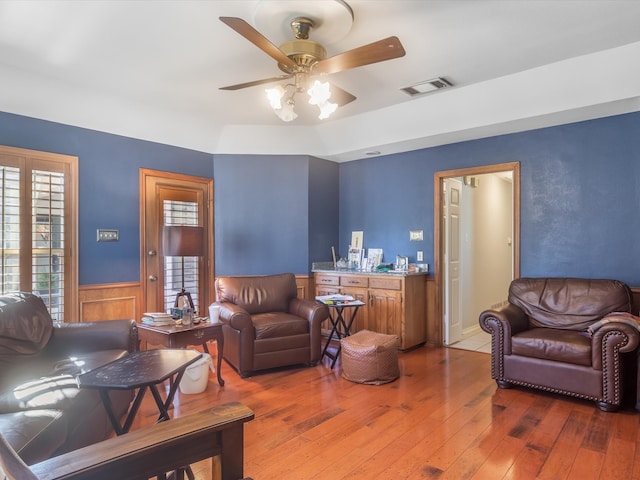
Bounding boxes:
340 329 400 385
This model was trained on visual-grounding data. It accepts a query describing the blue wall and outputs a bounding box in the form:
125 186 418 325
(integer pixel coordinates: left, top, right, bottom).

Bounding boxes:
213 154 339 275
339 111 640 286
2 110 640 286
308 156 339 270
0 112 213 284
214 154 318 276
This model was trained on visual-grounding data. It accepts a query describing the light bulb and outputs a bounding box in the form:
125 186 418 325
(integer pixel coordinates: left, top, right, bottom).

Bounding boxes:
307 80 332 105
265 85 285 110
318 101 338 120
275 98 298 122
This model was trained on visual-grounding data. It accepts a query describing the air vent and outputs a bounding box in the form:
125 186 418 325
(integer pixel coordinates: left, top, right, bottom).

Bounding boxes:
401 77 453 96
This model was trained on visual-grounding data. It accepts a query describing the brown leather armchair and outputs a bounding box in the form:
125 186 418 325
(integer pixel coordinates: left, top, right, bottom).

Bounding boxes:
0 293 137 464
479 278 640 412
213 273 329 377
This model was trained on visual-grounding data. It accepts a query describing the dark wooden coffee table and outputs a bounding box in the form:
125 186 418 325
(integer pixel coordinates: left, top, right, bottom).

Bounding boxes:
137 320 225 386
77 348 202 435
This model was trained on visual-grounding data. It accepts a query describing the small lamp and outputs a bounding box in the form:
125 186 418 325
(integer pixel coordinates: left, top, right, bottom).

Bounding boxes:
162 225 204 311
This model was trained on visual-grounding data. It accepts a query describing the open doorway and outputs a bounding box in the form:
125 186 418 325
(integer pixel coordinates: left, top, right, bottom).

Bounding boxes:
433 162 520 348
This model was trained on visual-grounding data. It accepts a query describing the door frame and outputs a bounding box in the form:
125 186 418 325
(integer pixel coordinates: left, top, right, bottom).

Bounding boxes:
433 162 520 346
139 168 214 314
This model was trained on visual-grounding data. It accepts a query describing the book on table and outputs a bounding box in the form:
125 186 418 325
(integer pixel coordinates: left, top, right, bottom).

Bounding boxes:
141 312 175 326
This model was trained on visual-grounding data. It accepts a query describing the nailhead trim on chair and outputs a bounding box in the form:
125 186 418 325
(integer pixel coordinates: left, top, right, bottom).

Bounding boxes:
600 330 628 406
479 316 505 380
501 378 599 402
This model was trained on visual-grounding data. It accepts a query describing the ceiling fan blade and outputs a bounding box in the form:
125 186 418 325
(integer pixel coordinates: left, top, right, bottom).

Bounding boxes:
314 36 406 75
329 83 357 106
219 17 297 70
220 74 293 91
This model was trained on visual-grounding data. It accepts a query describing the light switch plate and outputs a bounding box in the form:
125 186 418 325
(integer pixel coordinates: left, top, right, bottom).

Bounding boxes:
409 230 423 241
97 229 119 242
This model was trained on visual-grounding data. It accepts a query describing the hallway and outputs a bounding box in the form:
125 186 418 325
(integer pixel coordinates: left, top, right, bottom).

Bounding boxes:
448 329 491 354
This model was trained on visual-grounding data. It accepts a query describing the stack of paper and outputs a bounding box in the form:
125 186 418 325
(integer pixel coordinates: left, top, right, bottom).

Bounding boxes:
141 312 175 326
315 294 355 305
316 294 354 302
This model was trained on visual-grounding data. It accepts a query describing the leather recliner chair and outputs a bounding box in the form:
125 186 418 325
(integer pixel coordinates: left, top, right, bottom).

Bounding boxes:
479 277 640 412
213 273 329 377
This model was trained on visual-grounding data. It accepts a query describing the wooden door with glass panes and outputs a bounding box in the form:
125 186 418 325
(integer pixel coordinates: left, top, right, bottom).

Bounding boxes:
140 169 213 317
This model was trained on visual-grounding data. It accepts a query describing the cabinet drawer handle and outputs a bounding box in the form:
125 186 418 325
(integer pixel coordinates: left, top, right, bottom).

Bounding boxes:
192 331 204 339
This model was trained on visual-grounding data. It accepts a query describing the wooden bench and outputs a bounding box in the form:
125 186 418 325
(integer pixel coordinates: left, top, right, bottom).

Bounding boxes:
1 402 254 480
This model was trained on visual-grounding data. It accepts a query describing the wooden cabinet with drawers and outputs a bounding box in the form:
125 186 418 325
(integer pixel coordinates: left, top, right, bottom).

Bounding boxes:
314 271 427 350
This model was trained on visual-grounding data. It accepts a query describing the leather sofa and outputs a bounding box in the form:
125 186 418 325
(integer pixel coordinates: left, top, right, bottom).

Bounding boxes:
213 273 329 377
0 292 138 464
479 277 640 411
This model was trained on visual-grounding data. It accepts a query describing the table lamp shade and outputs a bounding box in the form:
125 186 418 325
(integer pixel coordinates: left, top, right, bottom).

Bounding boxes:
162 225 204 257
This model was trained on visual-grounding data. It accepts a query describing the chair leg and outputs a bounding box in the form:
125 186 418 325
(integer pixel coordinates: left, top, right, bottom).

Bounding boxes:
597 401 619 412
496 379 513 389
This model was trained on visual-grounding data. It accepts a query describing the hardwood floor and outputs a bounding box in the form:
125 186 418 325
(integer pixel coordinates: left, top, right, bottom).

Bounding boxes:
131 344 640 479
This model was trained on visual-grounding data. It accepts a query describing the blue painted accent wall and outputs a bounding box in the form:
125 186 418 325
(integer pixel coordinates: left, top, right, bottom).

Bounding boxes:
3 110 640 287
339 152 431 266
339 111 640 286
0 112 213 285
214 154 315 275
308 156 339 269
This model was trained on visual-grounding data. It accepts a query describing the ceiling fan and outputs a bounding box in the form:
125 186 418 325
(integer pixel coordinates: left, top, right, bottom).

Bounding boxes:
218 15 406 120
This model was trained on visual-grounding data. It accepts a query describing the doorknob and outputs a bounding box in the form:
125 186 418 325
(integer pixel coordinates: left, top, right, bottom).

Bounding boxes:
148 275 158 281
148 250 157 256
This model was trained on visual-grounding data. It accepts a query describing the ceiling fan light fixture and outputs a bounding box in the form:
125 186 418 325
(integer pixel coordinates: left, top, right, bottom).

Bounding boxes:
307 80 332 105
307 80 337 119
318 100 338 120
220 14 405 124
265 79 337 122
274 97 298 122
265 85 286 109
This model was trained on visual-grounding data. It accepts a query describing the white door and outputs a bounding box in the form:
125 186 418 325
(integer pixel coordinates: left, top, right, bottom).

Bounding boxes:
444 178 462 345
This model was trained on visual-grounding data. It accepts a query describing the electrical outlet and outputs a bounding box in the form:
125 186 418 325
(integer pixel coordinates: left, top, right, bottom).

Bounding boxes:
417 251 423 261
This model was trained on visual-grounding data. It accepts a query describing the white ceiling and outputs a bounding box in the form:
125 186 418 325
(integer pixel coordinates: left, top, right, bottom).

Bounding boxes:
0 0 639 162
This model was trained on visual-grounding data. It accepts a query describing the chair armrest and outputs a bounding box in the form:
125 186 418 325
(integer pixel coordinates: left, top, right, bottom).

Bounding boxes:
288 298 329 325
46 319 138 356
589 313 640 369
215 302 253 331
289 299 329 362
28 402 254 480
479 303 528 355
0 433 37 480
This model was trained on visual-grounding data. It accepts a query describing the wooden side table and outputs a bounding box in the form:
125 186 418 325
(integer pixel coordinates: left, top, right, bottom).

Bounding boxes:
319 300 365 369
137 320 225 386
